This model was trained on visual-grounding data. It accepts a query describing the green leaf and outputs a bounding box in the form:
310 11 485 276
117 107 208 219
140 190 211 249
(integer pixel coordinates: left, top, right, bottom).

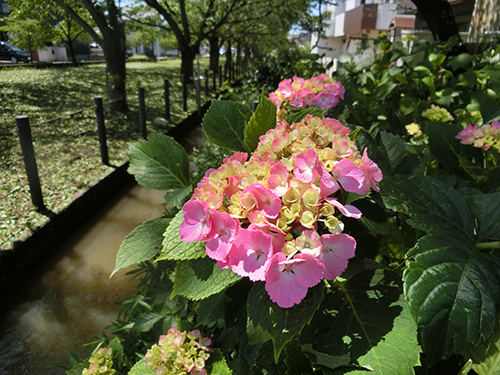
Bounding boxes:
164 186 192 208
197 292 225 325
432 88 457 106
244 90 277 152
285 106 324 125
403 231 500 365
202 100 252 151
301 344 350 370
301 269 420 374
210 352 233 375
467 192 500 242
284 340 316 374
158 209 206 261
464 322 500 375
112 217 171 277
379 132 405 175
132 311 166 332
66 361 89 375
108 336 124 367
172 257 241 300
128 357 156 375
128 134 190 190
247 282 324 363
381 175 475 238
447 53 473 70
427 121 486 182
399 97 418 116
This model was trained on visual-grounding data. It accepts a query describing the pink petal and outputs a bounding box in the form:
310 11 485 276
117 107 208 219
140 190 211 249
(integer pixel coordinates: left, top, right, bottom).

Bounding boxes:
293 149 319 183
227 228 274 281
205 210 239 261
332 159 364 193
319 234 356 280
325 198 362 219
180 200 212 242
264 253 324 308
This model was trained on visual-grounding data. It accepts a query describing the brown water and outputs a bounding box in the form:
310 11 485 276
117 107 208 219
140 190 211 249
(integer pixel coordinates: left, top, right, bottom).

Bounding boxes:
0 183 165 375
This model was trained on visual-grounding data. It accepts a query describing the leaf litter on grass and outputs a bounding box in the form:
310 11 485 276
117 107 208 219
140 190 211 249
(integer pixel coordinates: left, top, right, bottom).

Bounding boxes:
0 59 212 249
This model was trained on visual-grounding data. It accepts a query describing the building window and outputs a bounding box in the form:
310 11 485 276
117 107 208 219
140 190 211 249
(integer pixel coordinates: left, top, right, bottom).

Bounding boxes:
1 3 10 14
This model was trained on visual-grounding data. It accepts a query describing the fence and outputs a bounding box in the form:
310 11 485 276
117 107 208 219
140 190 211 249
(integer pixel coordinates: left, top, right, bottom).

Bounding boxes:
0 62 241 246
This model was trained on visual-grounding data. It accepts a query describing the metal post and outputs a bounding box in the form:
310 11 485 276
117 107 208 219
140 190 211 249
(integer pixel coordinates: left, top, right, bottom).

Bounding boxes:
204 69 209 95
94 96 109 165
212 70 216 92
224 64 227 81
252 100 259 112
164 79 171 123
219 65 222 87
138 87 147 139
15 115 45 211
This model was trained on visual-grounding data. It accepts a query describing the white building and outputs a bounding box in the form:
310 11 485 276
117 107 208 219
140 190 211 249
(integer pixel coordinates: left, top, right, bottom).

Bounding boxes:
311 0 417 72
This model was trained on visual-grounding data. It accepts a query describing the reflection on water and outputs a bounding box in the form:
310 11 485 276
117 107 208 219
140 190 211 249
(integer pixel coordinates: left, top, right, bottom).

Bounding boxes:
0 183 165 375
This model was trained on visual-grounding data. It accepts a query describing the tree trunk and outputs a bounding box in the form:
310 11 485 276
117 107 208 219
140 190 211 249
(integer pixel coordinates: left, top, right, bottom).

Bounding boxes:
224 39 232 72
209 34 219 73
411 0 467 54
181 47 197 84
101 31 128 111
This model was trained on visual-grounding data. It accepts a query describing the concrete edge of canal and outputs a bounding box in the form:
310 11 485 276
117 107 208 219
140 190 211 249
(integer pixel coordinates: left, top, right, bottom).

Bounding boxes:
0 162 135 291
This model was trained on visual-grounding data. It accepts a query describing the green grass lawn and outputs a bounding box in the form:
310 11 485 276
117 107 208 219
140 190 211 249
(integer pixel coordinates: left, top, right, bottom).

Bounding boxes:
0 58 215 249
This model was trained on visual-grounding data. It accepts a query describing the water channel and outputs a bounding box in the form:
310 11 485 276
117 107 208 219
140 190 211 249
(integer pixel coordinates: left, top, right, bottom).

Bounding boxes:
0 182 166 375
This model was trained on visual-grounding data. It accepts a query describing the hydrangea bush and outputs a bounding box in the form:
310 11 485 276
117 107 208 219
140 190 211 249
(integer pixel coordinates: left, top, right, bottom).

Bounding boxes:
101 39 500 373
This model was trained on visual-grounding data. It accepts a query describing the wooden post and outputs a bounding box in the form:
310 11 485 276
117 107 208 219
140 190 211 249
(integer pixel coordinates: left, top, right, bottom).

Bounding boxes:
204 69 209 95
164 79 171 123
138 87 147 139
182 74 188 112
94 96 109 165
15 115 45 211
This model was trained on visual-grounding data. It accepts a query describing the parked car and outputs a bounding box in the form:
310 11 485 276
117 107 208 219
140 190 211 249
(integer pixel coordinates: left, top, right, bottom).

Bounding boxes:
0 42 31 63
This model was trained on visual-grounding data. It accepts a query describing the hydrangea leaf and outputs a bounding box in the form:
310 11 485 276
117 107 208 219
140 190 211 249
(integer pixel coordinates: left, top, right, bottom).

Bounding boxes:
209 350 233 375
404 231 500 366
172 257 242 301
379 132 405 175
128 134 190 190
158 209 206 261
112 217 171 277
247 282 324 363
300 269 420 374
202 100 252 152
464 322 500 375
380 174 475 238
244 90 277 152
467 192 500 242
128 357 156 375
164 186 193 208
108 336 124 367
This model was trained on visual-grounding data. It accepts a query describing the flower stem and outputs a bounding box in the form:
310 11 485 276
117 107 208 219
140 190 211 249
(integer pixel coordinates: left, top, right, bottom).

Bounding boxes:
476 241 500 249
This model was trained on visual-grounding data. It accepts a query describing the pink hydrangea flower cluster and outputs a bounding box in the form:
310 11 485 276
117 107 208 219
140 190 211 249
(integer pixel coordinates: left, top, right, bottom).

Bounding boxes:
179 115 382 308
455 121 500 152
145 324 211 375
269 74 345 115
